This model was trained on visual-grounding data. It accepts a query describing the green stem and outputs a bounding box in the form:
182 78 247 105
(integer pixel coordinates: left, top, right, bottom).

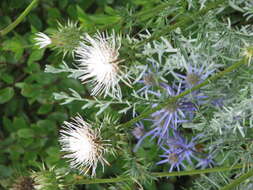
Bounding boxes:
97 1 177 33
74 164 245 185
220 168 253 190
135 0 227 47
118 59 246 129
0 0 39 36
131 1 178 22
75 176 128 185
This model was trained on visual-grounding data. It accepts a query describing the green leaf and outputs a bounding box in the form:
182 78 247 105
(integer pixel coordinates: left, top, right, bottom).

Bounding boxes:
77 5 93 29
27 49 44 65
38 104 53 114
0 87 14 104
46 146 60 155
13 117 28 129
28 13 42 30
17 128 34 138
58 0 68 9
48 112 68 123
36 119 56 133
2 37 24 60
21 84 42 98
0 73 14 84
2 116 13 133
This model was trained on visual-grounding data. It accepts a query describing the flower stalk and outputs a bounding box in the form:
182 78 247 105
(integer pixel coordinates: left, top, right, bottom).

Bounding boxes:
0 0 39 36
73 164 246 185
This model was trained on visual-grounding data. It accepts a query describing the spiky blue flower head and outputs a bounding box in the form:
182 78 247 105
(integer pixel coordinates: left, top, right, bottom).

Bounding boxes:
157 130 202 172
134 59 166 98
150 83 197 142
176 63 215 88
157 150 186 172
175 63 216 105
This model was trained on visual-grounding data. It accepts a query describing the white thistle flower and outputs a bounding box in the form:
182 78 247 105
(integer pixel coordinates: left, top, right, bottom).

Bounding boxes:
75 31 131 99
34 32 51 49
59 115 109 176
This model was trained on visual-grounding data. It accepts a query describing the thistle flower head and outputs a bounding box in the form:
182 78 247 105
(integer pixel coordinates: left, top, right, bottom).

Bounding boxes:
34 32 51 49
34 21 82 56
51 20 83 57
75 31 130 99
59 115 109 176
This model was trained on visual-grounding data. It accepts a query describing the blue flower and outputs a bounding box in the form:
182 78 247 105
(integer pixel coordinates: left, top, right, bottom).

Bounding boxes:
150 83 197 143
175 64 215 105
157 151 186 172
135 60 165 98
176 64 215 88
157 131 202 171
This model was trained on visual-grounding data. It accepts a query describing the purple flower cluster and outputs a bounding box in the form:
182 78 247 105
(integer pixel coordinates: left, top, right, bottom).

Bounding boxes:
134 82 197 149
157 130 214 171
133 62 217 171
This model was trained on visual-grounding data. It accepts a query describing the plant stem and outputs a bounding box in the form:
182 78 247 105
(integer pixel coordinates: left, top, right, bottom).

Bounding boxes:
97 0 178 33
74 164 245 185
0 0 39 36
118 59 246 129
135 0 227 47
220 168 253 190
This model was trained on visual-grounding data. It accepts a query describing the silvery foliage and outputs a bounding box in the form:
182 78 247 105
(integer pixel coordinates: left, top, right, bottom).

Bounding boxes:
209 98 253 137
242 1 253 21
191 168 253 190
190 172 236 190
169 10 253 188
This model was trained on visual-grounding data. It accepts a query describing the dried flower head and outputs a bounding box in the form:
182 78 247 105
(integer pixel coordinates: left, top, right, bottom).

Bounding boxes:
75 31 130 99
11 176 35 190
34 32 51 49
59 115 109 176
132 122 145 139
32 166 70 190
